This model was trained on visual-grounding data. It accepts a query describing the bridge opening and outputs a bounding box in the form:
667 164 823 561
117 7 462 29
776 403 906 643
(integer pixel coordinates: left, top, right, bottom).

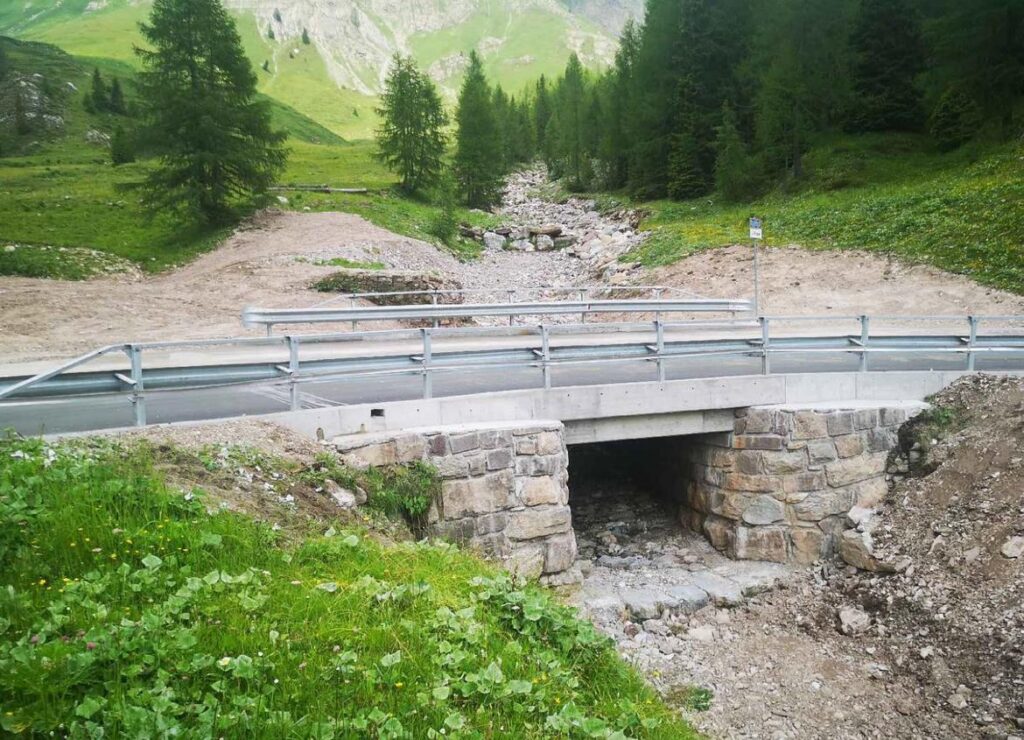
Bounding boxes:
567 437 702 563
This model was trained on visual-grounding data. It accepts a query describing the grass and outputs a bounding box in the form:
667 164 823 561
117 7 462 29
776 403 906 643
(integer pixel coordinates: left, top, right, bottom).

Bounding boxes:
0 435 696 738
626 134 1024 295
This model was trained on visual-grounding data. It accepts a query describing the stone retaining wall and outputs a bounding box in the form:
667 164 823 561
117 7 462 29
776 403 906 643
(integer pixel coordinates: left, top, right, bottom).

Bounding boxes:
332 421 578 585
667 404 923 564
313 268 462 303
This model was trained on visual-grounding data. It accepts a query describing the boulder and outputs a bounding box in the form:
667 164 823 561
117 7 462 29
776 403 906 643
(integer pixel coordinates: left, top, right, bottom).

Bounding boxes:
482 231 506 251
838 606 871 635
534 234 555 251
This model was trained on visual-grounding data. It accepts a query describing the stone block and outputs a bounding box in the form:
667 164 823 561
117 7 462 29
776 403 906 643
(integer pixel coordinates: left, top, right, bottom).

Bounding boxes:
543 532 577 574
427 434 448 456
792 489 856 522
853 409 879 430
474 512 508 536
515 476 564 506
619 588 675 621
394 435 427 463
478 430 513 450
824 452 888 487
741 495 785 525
536 431 563 456
850 477 888 508
505 544 545 579
722 472 780 493
467 455 487 476
514 436 537 455
471 532 511 559
761 450 810 475
733 435 785 451
806 439 838 464
866 427 898 454
687 571 743 606
834 433 865 459
667 585 710 613
339 441 397 469
790 527 825 564
826 411 855 437
781 471 828 494
702 515 736 553
880 407 907 427
506 506 572 541
448 432 481 454
530 455 563 477
793 411 829 440
735 450 766 475
486 448 513 471
700 447 736 469
733 526 789 562
434 456 470 479
441 471 514 519
743 409 790 435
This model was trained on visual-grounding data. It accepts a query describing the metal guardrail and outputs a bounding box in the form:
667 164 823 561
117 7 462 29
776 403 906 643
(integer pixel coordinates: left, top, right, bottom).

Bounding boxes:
244 298 756 334
1 314 1023 429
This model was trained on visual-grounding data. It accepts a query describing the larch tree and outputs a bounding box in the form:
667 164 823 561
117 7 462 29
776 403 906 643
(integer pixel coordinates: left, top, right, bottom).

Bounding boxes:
135 0 287 223
375 54 448 193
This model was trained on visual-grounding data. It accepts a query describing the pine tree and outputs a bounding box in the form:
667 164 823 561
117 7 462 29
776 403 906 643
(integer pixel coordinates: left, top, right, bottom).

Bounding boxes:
713 103 753 201
454 51 503 207
551 54 589 190
375 54 448 193
600 18 639 188
666 131 705 200
136 0 287 222
849 0 924 132
90 68 109 113
302 28 310 45
110 125 136 165
109 78 127 115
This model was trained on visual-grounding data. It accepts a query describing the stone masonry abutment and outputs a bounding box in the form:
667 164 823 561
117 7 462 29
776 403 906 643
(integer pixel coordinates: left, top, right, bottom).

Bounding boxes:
330 401 923 575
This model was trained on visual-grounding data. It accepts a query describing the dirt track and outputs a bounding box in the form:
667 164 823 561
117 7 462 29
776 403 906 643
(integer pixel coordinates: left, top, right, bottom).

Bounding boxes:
1 210 1022 366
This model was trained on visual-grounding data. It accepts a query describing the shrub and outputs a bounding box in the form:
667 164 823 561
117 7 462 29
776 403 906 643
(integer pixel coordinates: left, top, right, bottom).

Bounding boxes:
929 88 982 151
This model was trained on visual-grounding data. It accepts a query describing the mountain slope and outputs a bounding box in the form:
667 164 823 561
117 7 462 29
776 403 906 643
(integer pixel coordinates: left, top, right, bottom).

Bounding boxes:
5 0 641 138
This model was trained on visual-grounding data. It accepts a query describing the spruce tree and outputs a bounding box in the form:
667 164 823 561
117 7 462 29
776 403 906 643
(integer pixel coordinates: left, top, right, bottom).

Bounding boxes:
302 28 310 45
849 0 924 132
601 18 639 188
110 125 136 165
713 103 753 201
109 78 127 115
90 68 109 113
552 54 589 190
534 75 552 153
136 0 287 222
491 85 512 171
454 51 502 207
375 54 448 193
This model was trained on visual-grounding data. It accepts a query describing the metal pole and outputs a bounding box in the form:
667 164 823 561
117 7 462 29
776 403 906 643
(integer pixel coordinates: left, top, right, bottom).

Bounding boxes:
541 325 551 390
350 297 357 332
579 289 586 324
859 315 870 372
967 316 978 371
656 319 665 383
760 317 770 375
431 291 439 329
421 328 432 399
129 345 146 427
288 335 300 411
753 239 762 317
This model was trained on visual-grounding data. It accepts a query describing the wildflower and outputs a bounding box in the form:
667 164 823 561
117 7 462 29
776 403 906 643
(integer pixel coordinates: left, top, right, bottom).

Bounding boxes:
395 682 404 688
86 642 97 651
37 579 46 586
217 657 231 668
30 634 40 645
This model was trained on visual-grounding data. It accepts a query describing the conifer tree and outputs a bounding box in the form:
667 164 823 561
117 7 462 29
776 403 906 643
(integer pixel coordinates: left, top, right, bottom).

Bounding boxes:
110 125 136 165
302 28 310 45
14 92 31 135
551 54 589 190
136 0 287 222
90 68 109 113
849 0 924 131
0 43 9 82
713 103 753 201
491 85 512 171
533 75 552 152
375 54 448 193
109 78 127 115
454 51 502 207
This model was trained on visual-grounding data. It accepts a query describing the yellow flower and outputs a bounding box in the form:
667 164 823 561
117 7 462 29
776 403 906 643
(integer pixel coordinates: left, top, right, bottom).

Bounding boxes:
37 579 46 586
395 682 404 688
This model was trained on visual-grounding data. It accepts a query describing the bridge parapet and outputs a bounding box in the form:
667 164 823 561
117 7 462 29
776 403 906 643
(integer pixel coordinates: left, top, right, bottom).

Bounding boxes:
673 402 927 564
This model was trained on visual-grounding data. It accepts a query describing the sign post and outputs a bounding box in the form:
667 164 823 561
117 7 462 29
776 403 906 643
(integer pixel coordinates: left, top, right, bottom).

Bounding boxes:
749 217 763 316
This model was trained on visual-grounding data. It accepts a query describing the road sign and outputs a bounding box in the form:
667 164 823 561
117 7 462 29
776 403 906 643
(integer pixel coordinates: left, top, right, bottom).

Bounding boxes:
749 217 763 240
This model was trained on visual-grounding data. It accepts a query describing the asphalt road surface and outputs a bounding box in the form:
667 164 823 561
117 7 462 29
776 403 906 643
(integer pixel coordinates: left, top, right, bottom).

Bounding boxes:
3 349 1022 437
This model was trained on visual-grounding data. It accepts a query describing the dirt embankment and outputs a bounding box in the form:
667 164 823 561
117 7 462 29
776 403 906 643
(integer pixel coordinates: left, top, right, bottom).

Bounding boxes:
669 375 1023 739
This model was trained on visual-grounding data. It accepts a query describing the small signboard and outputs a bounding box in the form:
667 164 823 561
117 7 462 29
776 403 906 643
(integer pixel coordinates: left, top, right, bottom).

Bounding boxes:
749 217 763 240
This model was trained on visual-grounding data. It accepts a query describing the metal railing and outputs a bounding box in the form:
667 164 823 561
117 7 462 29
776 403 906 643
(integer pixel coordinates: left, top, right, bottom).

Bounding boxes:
1 314 1023 429
244 297 755 334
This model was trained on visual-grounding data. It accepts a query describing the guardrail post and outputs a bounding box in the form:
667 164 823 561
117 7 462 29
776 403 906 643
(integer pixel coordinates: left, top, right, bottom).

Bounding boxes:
656 319 665 383
129 345 146 427
967 315 978 371
349 297 357 331
507 290 516 326
654 288 663 325
288 335 300 411
859 315 870 372
760 317 771 375
431 291 439 329
579 289 586 324
541 324 551 390
421 328 432 400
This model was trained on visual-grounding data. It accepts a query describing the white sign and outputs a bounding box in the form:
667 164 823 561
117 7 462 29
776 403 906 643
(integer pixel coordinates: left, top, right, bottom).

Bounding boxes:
749 217 763 240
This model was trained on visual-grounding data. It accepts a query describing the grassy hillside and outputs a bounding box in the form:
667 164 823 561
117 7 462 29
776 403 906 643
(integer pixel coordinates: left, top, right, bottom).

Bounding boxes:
0 436 696 737
0 37 489 278
623 134 1024 295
